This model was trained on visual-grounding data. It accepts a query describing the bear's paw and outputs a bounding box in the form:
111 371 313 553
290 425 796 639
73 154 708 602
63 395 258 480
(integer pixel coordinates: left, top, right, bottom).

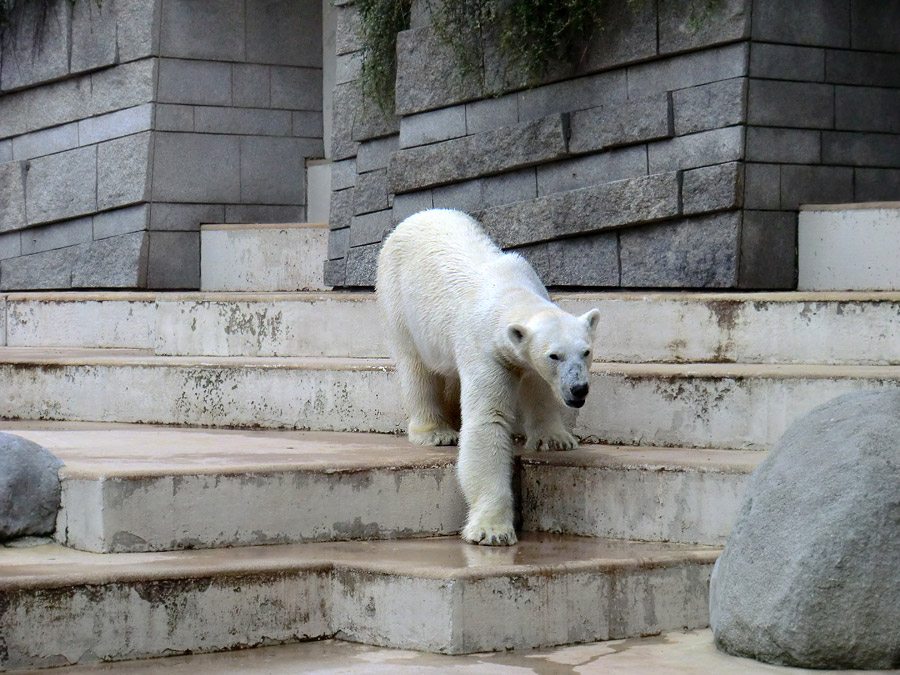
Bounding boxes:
462 517 518 547
408 427 459 446
524 428 578 452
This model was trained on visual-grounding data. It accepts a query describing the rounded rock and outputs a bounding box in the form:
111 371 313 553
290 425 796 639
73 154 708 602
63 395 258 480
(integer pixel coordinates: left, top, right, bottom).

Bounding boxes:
0 433 63 540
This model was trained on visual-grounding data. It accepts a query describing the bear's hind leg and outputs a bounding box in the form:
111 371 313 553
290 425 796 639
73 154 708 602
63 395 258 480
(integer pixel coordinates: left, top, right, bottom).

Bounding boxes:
395 349 459 446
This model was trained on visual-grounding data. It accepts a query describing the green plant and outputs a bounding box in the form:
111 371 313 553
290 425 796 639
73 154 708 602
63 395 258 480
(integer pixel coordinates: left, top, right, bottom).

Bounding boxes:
356 0 412 113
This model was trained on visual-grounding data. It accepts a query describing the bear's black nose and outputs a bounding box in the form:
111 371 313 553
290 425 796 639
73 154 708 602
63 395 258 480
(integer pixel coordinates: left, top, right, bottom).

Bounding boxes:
571 383 589 399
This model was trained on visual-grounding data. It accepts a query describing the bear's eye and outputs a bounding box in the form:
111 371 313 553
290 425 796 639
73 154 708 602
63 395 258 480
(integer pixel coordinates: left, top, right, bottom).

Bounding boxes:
583 349 591 358
548 353 560 361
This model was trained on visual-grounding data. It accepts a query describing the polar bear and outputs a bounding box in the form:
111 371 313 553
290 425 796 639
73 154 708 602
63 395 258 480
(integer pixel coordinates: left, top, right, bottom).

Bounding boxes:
376 209 600 546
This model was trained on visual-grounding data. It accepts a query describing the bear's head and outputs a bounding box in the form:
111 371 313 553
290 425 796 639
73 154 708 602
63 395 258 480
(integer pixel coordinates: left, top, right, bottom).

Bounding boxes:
507 308 600 408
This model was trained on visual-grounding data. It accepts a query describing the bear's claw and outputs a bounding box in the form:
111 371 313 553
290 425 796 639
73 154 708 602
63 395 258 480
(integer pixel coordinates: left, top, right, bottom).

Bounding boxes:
408 427 459 446
524 429 578 451
462 520 518 547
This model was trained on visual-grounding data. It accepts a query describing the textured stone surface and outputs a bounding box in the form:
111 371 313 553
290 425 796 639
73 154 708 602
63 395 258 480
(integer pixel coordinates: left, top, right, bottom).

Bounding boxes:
672 78 746 136
350 209 391 247
353 170 390 215
97 132 153 211
0 162 27 233
466 95 518 135
93 205 151 239
147 232 200 289
751 0 850 48
392 190 434 224
0 244 89 290
823 131 900 167
826 50 900 88
330 188 355 230
682 162 744 215
855 168 900 202
738 210 796 289
779 165 853 210
515 232 619 286
568 94 671 154
160 0 245 61
72 232 150 288
152 133 241 203
345 243 380 286
399 106 467 148
357 135 399 173
750 43 824 81
21 218 93 256
745 127 820 164
479 172 680 249
0 433 62 539
517 72 626 123
149 204 225 232
0 0 70 91
743 164 780 210
850 0 900 53
432 169 537 214
240 137 307 204
25 146 98 226
836 86 900 134
627 43 749 99
710 389 900 669
536 147 646 196
747 79 834 129
78 103 155 146
658 0 750 54
323 257 347 287
648 126 745 174
620 212 741 288
389 115 569 193
11 122 79 161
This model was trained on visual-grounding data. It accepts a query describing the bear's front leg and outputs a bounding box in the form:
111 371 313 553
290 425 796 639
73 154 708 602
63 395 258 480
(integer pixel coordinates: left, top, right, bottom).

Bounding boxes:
457 367 518 546
519 372 578 451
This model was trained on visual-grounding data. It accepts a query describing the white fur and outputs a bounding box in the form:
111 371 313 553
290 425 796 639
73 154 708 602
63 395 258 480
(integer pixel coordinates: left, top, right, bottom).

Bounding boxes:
376 209 600 546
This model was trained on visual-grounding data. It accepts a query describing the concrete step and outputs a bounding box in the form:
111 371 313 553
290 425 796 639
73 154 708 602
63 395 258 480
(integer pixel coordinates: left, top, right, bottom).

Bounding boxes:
0 535 718 669
9 630 881 675
2 349 898 449
3 422 761 552
5 291 900 365
200 224 329 292
799 203 900 291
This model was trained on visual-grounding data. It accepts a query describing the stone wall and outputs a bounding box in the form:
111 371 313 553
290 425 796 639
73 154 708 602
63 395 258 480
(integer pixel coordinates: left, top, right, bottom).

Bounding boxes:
0 0 323 290
325 0 900 289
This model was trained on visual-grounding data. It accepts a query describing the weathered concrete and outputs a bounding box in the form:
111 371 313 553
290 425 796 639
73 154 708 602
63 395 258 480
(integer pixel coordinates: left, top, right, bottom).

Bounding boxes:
0 534 718 669
200 225 328 292
0 350 899 449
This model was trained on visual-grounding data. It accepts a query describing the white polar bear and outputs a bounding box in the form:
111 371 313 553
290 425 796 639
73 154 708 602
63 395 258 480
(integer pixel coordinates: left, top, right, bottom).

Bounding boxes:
376 209 600 546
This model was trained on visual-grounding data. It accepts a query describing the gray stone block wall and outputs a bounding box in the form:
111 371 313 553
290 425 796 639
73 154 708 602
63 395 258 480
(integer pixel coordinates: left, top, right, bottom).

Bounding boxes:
0 0 323 290
326 0 900 289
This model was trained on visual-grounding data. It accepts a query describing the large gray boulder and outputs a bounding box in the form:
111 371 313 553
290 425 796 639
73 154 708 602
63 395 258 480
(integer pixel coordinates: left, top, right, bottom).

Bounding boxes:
710 389 900 670
0 433 63 540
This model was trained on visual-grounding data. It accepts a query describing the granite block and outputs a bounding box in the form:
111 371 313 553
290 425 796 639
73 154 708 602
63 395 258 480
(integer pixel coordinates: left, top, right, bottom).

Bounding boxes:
682 162 744 215
330 188 355 229
0 243 89 290
825 50 900 88
332 158 358 191
392 190 434 224
70 0 118 74
293 111 324 138
224 205 305 224
568 93 672 154
747 79 834 129
517 71 627 123
850 1 900 52
345 242 380 286
155 104 195 132
738 210 796 289
855 168 900 202
233 64 271 108
620 212 741 288
93 205 151 239
271 66 323 111
514 232 619 287
658 0 750 54
158 59 232 106
627 43 749 98
780 165 853 209
750 43 825 81
160 0 245 61
240 137 306 204
752 0 850 48
389 115 568 193
247 0 321 67
357 135 399 173
328 227 350 261
21 217 93 255
354 169 390 215
72 231 149 288
466 95 518 135
12 123 79 161
323 257 347 287
745 127 821 164
537 146 647 196
97 132 152 211
152 133 241 203
25 146 97 226
672 78 746 136
0 162 27 233
350 209 391 247
835 86 900 134
0 232 21 260
823 131 900 167
744 163 781 210
147 231 200 289
78 103 154 145
0 0 69 91
648 126 744 174
90 59 157 115
335 4 362 56
194 107 293 136
150 204 226 232
400 106 467 148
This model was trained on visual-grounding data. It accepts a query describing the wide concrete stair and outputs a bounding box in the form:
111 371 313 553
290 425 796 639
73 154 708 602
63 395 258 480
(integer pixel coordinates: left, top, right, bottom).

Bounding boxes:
2 207 899 670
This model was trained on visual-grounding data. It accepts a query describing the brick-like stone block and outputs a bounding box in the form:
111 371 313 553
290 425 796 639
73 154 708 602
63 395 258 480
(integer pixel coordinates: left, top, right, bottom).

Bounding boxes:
194 107 293 136
115 0 160 63
158 59 232 106
335 52 362 86
855 168 900 202
433 168 537 214
25 145 97 226
580 0 658 72
392 190 434 224
354 170 390 215
233 64 271 108
752 0 850 48
745 127 821 164
152 133 241 203
823 131 900 167
0 140 11 162
323 257 347 287
0 232 21 261
515 232 619 287
0 243 89 290
271 66 323 111
72 231 150 288
648 126 744 174
240 137 307 204
744 163 781 210
682 162 744 215
330 188 355 230
780 165 853 209
351 98 400 143
672 78 745 136
293 111 323 138
537 146 646 196
350 209 391 247
21 217 93 256
70 0 118 74
328 227 350 261
835 86 900 134
224 205 305 224
750 43 824 81
12 123 79 161
155 104 195 132
150 204 225 232
332 159 358 191
825 51 900 88
79 103 155 145
517 71 627 123
160 0 245 61
246 0 322 67
345 242 380 286
738 210 796 289
850 1 900 53
480 172 680 249
659 0 750 54
98 132 152 211
747 79 834 129
395 26 483 116
357 135 400 174
620 212 741 288
0 0 70 91
94 205 151 239
389 114 569 193
0 162 27 233
400 106 467 149
335 4 362 56
569 93 671 154
331 82 361 160
627 43 749 99
466 95 518 135
147 231 200 289
0 76 89 140
91 59 158 116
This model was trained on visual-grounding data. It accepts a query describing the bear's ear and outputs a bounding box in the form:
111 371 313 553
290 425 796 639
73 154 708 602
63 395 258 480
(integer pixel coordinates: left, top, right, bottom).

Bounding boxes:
581 309 601 334
507 323 529 347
